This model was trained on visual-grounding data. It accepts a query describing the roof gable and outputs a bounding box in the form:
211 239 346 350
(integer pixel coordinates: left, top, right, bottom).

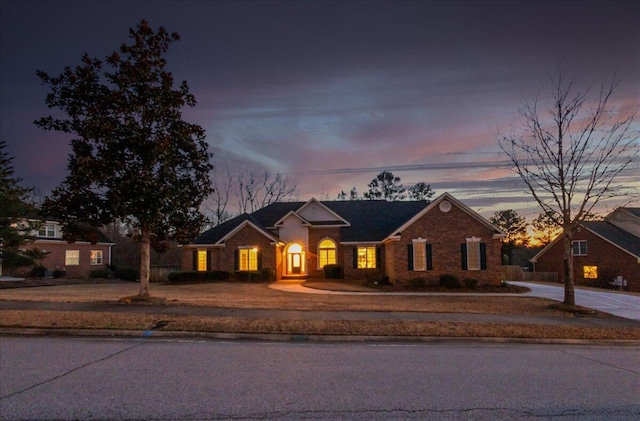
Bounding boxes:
390 193 505 241
296 198 349 225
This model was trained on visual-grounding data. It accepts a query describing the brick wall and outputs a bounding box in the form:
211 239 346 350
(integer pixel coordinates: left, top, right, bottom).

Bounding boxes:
36 241 111 278
307 227 341 278
391 205 502 286
535 229 640 292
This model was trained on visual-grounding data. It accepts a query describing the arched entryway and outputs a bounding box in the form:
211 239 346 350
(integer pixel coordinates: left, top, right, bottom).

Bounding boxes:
284 243 306 276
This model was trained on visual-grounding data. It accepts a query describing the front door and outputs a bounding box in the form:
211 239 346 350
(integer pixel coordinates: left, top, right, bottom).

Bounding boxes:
291 253 302 274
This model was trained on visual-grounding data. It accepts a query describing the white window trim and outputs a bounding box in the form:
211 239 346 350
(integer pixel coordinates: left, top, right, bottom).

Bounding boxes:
572 240 587 256
317 238 337 269
357 246 377 269
65 250 80 266
90 250 103 265
39 224 56 238
238 246 258 271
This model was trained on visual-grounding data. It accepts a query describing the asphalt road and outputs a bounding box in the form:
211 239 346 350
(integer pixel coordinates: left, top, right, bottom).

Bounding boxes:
1 337 638 420
512 282 640 321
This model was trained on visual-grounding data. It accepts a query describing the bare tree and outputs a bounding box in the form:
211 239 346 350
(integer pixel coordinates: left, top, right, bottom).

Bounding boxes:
203 164 235 227
236 169 298 213
498 72 638 306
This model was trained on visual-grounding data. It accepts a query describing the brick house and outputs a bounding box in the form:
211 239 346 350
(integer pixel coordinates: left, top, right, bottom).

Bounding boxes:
183 193 506 286
7 220 114 278
531 207 640 292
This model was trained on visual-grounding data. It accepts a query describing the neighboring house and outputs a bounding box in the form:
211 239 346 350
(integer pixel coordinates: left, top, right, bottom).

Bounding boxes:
14 220 114 278
531 207 640 292
183 193 506 286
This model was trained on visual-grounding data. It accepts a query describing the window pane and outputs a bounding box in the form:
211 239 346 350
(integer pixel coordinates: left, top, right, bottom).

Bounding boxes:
197 250 207 271
240 249 258 271
319 240 336 268
466 242 480 270
583 266 598 279
90 250 103 265
357 246 376 269
65 250 79 266
413 242 426 271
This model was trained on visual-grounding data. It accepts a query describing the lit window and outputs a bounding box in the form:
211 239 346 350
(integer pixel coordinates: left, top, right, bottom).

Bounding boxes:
65 250 79 266
357 246 377 269
318 239 336 268
90 250 103 265
239 248 258 271
413 239 426 271
38 224 55 237
466 238 481 271
583 266 598 279
197 250 207 272
572 240 587 256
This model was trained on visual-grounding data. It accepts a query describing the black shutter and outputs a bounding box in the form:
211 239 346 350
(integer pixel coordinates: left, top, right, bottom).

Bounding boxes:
461 244 467 270
206 250 211 271
234 250 239 271
192 250 197 271
426 244 433 270
375 247 381 269
353 247 358 269
257 250 263 270
480 243 487 270
407 244 413 270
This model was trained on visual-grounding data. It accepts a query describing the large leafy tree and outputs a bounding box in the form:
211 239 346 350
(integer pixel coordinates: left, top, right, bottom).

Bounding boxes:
36 20 213 297
0 141 39 274
498 72 638 306
489 209 529 264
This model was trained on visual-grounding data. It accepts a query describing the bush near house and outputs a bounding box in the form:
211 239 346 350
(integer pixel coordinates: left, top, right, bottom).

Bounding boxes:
168 270 231 284
440 274 463 289
463 278 479 289
323 264 343 279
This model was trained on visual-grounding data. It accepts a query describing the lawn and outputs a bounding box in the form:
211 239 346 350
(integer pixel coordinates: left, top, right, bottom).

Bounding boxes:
1 281 638 340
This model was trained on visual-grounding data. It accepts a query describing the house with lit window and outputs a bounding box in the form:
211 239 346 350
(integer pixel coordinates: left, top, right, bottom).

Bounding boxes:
531 207 640 292
15 220 114 278
182 193 506 286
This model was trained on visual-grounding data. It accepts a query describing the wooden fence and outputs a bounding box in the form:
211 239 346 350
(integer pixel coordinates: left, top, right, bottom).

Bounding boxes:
150 265 181 282
501 265 558 283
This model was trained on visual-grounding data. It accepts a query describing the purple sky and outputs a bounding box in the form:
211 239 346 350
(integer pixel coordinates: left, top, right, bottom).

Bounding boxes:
1 0 639 219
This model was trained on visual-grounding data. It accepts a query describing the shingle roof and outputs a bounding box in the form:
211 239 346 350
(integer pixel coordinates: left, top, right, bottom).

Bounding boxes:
582 221 640 258
192 200 430 244
322 200 428 242
624 208 640 218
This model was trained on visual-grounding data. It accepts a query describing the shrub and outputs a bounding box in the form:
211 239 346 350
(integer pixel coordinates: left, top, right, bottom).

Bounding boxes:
30 264 46 278
259 267 275 282
440 273 462 289
463 278 479 289
168 270 231 283
115 267 139 282
52 269 66 279
364 269 390 286
408 277 427 289
323 264 343 279
89 268 111 279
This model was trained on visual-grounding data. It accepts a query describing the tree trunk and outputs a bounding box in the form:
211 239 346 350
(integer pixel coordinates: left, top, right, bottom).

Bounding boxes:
562 232 575 306
139 226 151 298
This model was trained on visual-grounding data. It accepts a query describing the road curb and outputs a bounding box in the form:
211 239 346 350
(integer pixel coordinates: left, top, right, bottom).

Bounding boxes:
2 327 640 346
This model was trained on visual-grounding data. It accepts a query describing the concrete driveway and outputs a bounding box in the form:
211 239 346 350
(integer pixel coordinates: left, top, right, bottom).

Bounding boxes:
511 281 640 321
